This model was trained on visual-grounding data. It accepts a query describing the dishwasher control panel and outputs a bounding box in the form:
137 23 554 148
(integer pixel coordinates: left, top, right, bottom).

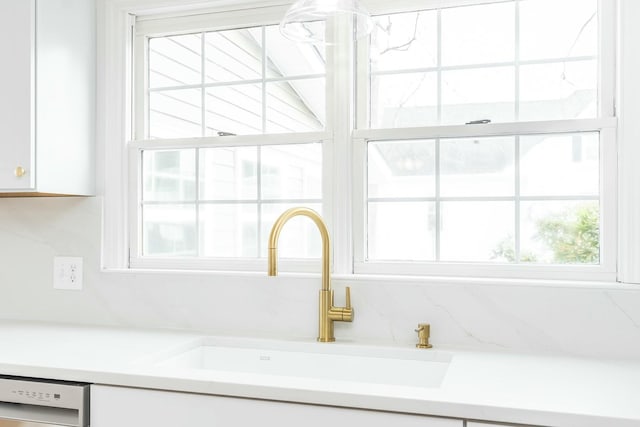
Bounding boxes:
8 386 62 403
0 375 88 409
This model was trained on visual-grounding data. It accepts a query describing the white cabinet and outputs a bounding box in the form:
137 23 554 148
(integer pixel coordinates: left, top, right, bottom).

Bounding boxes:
0 0 95 196
0 1 33 190
91 385 463 427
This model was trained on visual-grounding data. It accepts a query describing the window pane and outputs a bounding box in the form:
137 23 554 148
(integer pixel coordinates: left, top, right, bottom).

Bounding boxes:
265 25 325 77
368 202 435 261
370 10 438 72
266 79 325 133
146 23 325 138
205 84 262 135
205 28 262 83
149 34 202 88
200 204 258 257
520 201 599 264
143 149 196 202
519 60 597 121
365 132 601 265
199 147 258 200
261 144 322 200
368 140 436 198
149 89 202 139
365 1 601 129
520 133 599 197
260 203 323 259
440 137 515 197
142 204 197 256
370 72 438 128
441 67 515 125
520 0 597 61
440 202 514 262
140 143 321 260
441 2 515 66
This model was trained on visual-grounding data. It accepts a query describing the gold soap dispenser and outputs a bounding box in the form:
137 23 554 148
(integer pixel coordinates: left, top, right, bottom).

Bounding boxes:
415 323 433 349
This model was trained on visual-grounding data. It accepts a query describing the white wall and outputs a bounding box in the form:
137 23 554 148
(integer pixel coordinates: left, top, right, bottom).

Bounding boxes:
1 196 639 360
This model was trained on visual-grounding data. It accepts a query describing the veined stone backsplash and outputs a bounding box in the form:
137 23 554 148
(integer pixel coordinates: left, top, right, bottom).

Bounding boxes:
1 196 639 360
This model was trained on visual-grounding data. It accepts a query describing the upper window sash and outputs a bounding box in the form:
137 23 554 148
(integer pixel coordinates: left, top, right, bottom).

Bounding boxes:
356 0 616 130
133 8 330 142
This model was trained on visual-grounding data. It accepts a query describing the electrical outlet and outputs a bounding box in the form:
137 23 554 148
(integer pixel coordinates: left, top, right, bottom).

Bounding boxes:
53 257 83 290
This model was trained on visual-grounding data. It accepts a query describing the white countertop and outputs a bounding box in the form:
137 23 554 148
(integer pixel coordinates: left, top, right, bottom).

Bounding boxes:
0 320 639 427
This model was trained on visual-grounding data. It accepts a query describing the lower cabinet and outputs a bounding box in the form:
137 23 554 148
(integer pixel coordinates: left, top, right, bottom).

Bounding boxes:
91 385 463 427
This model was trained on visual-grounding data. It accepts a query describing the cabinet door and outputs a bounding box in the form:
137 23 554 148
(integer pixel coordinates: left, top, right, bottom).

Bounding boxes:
0 0 35 189
92 385 462 427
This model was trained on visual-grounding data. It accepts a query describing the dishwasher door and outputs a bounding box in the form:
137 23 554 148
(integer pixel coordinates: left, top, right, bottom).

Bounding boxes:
0 376 89 427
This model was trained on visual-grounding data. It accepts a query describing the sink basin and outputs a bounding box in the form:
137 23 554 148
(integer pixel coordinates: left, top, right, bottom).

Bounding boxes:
156 338 452 388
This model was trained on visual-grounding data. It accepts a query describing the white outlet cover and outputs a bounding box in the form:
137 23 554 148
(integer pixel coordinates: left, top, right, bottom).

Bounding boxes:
53 256 83 290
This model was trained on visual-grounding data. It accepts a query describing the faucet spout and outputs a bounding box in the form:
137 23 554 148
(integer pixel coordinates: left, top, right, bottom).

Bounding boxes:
267 207 353 342
267 207 331 291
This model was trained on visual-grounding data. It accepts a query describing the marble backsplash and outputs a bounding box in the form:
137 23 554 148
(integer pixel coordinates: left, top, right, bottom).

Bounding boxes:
1 196 639 360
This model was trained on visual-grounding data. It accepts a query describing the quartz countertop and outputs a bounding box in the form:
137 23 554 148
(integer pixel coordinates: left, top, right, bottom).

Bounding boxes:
0 320 638 427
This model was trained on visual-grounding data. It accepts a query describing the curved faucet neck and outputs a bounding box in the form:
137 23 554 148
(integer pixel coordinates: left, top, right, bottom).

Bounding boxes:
267 207 331 291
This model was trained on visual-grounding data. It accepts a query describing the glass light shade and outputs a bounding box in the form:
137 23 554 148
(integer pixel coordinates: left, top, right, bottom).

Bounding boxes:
279 0 373 44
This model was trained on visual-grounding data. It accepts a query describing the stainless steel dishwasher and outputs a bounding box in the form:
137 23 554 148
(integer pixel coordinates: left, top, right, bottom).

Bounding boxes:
0 376 89 427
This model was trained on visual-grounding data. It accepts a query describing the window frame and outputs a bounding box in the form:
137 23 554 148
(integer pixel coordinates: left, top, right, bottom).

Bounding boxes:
100 0 632 284
128 4 337 272
351 0 618 281
352 122 618 281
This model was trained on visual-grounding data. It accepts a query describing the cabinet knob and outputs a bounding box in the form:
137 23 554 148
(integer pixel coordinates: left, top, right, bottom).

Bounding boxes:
14 166 26 178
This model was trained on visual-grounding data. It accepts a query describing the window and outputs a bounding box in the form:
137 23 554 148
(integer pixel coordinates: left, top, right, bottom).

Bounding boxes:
353 0 616 279
128 0 616 280
131 10 329 270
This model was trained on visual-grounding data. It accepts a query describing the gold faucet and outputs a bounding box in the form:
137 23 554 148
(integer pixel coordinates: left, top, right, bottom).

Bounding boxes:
268 207 353 342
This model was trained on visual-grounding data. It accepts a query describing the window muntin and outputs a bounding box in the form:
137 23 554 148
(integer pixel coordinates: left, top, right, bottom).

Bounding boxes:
367 0 598 129
358 0 613 275
131 0 615 279
140 143 323 259
146 25 326 139
134 12 329 269
365 132 600 264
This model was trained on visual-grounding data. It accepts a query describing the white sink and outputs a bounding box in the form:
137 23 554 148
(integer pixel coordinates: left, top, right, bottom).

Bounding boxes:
155 338 452 388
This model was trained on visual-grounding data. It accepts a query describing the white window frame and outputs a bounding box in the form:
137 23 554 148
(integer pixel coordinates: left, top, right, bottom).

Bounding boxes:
100 0 640 285
349 0 618 281
128 3 338 272
352 122 617 281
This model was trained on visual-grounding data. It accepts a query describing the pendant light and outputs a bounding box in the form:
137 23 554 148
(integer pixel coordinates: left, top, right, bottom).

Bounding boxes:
279 0 373 44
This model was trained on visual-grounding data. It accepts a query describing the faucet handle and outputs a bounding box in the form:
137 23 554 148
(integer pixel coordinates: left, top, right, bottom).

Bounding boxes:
328 287 354 323
341 286 354 322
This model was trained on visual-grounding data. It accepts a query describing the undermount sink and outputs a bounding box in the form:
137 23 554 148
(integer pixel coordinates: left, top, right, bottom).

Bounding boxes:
155 338 452 388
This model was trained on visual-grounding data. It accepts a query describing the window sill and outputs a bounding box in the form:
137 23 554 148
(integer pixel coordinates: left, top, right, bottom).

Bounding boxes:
99 267 636 291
